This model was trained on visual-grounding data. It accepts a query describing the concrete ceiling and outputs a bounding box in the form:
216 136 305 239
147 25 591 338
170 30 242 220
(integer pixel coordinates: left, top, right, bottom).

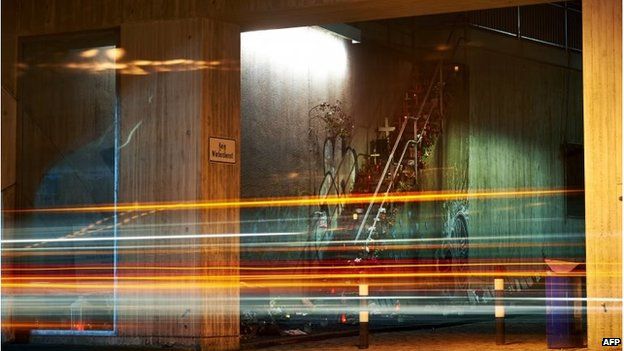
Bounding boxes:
232 0 553 31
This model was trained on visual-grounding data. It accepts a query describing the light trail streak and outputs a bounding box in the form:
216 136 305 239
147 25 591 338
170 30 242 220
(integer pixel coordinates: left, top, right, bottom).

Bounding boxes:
6 304 620 332
1 231 305 244
6 296 619 304
1 242 584 258
4 188 582 214
2 261 584 272
1 188 596 333
2 269 558 281
2 231 584 249
3 216 309 235
3 232 585 249
3 270 597 287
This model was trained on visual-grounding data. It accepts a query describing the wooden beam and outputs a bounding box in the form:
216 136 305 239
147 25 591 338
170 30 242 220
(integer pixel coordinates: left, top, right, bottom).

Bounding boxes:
582 0 622 349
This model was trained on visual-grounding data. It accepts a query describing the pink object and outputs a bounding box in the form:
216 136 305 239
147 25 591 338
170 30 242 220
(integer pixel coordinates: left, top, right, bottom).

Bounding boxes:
545 259 582 273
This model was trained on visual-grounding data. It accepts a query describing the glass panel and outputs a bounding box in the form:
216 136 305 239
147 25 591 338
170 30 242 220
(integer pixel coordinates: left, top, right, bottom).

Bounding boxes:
240 23 585 342
467 7 518 36
10 31 118 332
520 4 566 46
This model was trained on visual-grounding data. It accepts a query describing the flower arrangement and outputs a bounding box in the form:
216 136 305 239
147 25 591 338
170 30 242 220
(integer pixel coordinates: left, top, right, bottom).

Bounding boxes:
416 122 442 169
309 100 354 140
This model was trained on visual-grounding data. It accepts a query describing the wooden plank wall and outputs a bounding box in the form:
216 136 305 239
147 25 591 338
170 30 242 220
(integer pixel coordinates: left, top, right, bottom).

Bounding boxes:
118 18 240 349
582 0 622 349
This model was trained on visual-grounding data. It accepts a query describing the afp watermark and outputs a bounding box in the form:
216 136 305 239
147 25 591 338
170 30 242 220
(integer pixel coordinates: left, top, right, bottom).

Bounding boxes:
602 338 621 347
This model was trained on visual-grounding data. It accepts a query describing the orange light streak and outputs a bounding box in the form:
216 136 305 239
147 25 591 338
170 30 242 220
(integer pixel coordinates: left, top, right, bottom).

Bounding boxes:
1 261 572 272
3 270 596 287
4 188 582 214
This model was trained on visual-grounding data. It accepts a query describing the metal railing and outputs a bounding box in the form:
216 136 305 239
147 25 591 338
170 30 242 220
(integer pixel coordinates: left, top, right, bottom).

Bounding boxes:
354 60 445 244
467 1 582 52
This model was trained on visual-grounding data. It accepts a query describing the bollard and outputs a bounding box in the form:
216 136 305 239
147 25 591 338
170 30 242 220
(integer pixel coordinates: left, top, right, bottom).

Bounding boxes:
358 283 369 349
494 278 505 345
572 276 584 341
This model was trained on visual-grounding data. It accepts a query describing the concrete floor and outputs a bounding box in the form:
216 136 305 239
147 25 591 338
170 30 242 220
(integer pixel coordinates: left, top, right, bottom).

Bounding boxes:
261 319 585 351
3 318 585 351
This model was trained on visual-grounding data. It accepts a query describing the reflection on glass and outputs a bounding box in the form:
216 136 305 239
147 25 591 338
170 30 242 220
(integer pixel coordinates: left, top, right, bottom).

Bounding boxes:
12 31 118 333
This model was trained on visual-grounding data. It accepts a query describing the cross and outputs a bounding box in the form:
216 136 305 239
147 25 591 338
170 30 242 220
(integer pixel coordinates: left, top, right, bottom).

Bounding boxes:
378 118 396 138
370 151 380 165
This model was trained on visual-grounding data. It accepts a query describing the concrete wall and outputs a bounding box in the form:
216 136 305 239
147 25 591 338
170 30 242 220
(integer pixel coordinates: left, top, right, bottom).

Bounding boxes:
414 27 585 295
582 0 622 346
240 27 413 263
240 23 585 275
466 29 584 262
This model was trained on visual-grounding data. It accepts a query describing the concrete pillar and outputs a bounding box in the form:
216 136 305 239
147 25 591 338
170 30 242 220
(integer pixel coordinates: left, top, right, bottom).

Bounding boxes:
582 0 622 348
119 18 240 350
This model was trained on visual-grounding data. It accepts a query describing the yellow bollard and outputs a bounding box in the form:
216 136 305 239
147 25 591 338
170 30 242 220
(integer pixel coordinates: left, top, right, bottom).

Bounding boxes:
495 278 505 345
359 283 369 349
